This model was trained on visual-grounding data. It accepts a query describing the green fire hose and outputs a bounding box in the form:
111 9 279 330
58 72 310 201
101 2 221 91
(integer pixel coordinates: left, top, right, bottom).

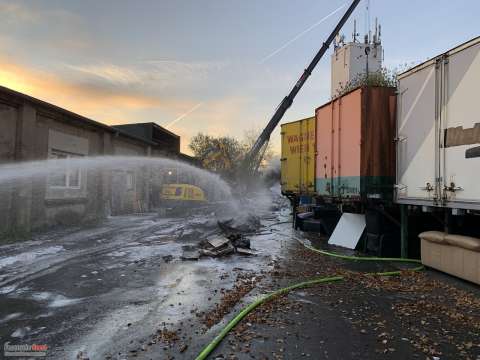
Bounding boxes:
195 242 424 360
302 243 423 265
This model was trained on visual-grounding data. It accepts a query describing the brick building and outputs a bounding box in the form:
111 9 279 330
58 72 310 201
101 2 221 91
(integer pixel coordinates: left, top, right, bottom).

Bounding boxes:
0 85 191 235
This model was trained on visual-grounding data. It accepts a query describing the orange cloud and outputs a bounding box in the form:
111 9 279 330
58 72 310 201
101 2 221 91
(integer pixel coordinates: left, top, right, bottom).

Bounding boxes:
166 96 255 154
0 56 278 156
0 57 197 123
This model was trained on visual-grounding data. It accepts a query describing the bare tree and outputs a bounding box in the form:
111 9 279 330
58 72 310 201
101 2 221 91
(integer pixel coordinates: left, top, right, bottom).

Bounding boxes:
189 130 276 181
189 133 244 179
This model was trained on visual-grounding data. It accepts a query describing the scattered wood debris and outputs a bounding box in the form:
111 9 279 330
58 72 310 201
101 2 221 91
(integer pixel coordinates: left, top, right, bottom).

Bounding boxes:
236 247 256 256
222 241 480 359
201 238 235 257
207 236 231 249
154 328 179 345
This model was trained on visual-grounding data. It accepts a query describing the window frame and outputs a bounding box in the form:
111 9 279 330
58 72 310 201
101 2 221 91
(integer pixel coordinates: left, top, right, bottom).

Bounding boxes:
48 149 83 190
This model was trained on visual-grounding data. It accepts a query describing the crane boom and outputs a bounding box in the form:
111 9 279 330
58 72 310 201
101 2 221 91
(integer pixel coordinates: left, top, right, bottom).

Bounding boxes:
243 0 361 173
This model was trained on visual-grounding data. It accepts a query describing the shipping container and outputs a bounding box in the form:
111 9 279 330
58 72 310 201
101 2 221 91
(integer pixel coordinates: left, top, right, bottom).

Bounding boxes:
396 36 480 210
315 86 396 200
280 117 316 195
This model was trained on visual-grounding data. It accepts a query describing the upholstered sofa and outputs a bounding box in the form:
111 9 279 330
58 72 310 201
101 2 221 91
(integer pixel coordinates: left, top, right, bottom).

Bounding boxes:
420 231 480 285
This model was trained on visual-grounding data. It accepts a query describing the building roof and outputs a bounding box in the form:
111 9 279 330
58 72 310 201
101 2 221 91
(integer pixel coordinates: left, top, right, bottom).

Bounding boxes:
0 85 161 146
114 122 179 139
113 122 181 154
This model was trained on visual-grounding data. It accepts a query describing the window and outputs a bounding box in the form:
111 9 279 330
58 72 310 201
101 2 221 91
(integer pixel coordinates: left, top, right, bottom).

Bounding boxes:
48 149 82 189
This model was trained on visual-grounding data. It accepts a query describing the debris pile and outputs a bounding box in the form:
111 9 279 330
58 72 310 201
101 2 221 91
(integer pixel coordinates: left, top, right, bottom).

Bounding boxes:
201 237 235 257
181 215 262 260
218 215 261 234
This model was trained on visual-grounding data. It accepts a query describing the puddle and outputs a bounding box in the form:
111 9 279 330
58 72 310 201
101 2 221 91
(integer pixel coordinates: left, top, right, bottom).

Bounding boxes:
0 285 17 295
0 312 23 323
28 292 83 308
0 246 65 270
11 326 31 338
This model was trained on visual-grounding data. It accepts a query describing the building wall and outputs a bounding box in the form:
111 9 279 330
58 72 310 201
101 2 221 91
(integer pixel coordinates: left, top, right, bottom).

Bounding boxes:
42 123 104 228
0 102 18 233
0 102 17 161
0 87 164 236
111 137 150 215
0 100 111 233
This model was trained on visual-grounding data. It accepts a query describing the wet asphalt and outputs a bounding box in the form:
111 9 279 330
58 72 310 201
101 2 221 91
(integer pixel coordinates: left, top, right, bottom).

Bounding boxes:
2 205 479 360
0 205 291 360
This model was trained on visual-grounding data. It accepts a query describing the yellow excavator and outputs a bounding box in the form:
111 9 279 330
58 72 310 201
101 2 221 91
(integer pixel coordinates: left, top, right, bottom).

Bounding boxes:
160 183 206 206
159 143 232 208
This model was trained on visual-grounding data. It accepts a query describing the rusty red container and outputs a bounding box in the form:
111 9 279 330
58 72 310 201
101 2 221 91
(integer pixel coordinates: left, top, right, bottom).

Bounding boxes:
315 86 396 200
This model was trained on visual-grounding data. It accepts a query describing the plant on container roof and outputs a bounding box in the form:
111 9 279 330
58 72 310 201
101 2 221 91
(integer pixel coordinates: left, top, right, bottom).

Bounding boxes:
333 67 397 99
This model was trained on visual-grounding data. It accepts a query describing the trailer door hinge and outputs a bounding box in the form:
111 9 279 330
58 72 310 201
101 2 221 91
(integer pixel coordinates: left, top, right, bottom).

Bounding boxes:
419 183 435 192
394 135 407 142
445 183 464 193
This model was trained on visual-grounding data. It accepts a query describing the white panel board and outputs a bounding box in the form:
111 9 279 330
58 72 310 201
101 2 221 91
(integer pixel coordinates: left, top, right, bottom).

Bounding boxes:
328 213 366 249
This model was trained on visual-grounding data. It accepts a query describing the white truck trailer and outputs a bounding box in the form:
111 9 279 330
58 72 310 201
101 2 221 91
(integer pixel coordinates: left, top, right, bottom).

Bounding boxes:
396 37 480 283
396 36 480 210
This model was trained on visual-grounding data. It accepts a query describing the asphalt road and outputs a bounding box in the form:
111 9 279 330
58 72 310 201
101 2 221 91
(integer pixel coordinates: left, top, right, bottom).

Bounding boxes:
0 201 291 359
2 199 479 360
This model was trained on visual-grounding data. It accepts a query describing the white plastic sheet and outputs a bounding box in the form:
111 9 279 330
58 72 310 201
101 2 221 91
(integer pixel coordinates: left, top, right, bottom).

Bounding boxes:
328 213 366 249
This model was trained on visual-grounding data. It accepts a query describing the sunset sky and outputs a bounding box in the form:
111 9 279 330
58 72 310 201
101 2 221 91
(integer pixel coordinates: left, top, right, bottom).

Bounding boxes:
0 0 478 154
